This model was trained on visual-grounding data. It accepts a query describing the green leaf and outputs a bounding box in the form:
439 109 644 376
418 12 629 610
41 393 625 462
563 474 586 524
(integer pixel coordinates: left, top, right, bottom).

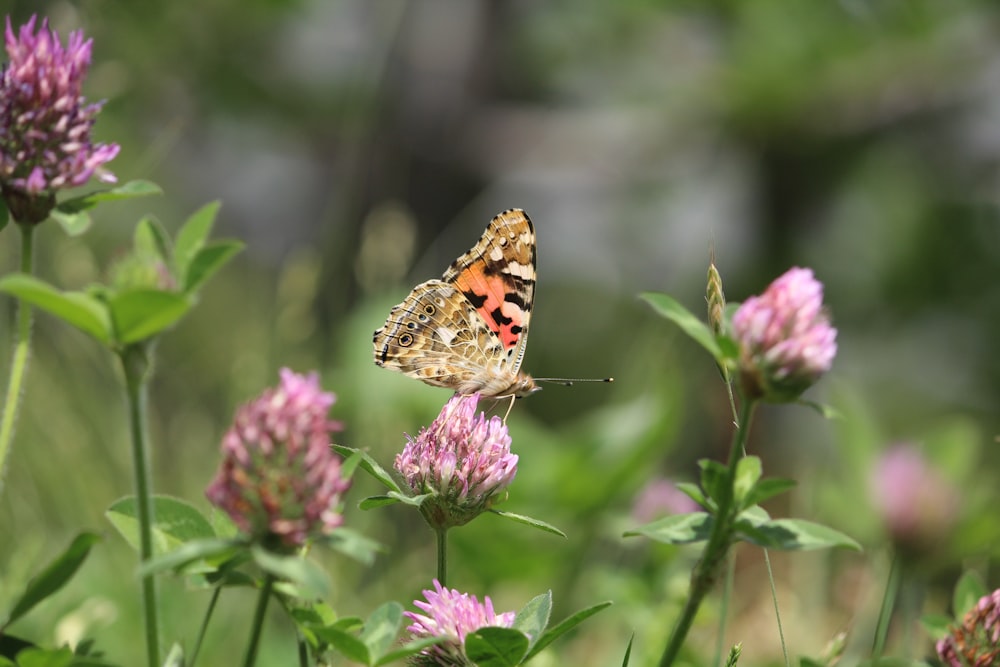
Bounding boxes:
12 647 74 667
953 571 987 619
134 217 172 263
624 513 713 544
621 634 634 667
359 495 400 510
738 505 771 525
333 446 401 493
108 289 191 343
376 637 444 666
105 495 216 557
0 634 34 660
717 335 740 362
58 181 163 212
251 546 331 599
49 208 92 236
161 642 184 667
699 460 729 507
639 292 723 360
183 240 243 294
138 538 242 577
174 201 220 281
464 627 529 667
513 592 551 649
387 491 432 508
2 533 100 629
313 626 371 664
919 613 953 640
742 478 796 509
798 400 843 420
733 456 762 507
361 602 403 660
734 518 861 551
0 275 111 344
523 601 612 661
326 528 382 567
675 482 710 510
289 601 339 630
339 449 362 479
488 510 566 537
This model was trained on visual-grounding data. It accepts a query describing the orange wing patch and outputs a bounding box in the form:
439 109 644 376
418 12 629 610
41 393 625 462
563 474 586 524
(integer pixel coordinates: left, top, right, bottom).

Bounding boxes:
450 267 525 350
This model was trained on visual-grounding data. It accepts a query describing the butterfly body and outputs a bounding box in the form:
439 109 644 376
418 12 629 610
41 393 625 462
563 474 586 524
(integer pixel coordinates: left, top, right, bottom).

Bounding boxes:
373 209 539 398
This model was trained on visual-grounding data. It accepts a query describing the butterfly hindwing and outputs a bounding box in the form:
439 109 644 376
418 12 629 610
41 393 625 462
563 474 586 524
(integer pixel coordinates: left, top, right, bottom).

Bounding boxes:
373 281 509 392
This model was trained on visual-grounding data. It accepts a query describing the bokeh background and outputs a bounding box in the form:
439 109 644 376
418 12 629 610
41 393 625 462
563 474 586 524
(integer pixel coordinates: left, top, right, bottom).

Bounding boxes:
1 0 999 664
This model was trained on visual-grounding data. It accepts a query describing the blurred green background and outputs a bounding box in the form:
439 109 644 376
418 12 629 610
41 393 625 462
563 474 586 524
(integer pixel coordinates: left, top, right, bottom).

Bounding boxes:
1 0 999 664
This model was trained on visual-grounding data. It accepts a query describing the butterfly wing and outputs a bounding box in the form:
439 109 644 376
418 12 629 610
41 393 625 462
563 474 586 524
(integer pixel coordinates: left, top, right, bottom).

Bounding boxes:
373 280 512 394
441 208 535 375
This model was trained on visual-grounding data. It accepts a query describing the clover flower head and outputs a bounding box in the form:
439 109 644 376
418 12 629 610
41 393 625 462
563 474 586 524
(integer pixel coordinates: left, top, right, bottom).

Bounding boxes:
405 579 516 666
205 368 349 549
937 589 1000 667
731 267 837 402
869 443 958 550
394 393 517 529
0 15 119 222
632 477 700 523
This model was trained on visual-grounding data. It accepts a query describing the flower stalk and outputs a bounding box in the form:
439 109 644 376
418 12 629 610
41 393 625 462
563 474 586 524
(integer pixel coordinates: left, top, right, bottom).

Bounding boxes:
242 573 276 667
658 399 757 667
120 343 160 667
436 527 448 587
0 223 35 492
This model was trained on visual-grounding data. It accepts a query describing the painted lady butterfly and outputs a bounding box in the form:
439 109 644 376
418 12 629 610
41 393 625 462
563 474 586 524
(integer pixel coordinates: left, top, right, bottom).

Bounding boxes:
373 209 539 398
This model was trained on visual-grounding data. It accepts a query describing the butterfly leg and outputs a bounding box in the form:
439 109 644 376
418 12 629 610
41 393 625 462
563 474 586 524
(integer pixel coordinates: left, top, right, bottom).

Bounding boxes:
502 395 516 422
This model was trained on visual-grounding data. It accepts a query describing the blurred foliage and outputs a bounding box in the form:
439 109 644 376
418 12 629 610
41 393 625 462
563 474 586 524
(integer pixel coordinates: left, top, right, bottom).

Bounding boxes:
2 0 1000 665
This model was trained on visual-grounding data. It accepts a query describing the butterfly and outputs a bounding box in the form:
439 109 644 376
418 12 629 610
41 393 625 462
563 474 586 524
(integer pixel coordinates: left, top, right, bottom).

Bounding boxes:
373 208 540 398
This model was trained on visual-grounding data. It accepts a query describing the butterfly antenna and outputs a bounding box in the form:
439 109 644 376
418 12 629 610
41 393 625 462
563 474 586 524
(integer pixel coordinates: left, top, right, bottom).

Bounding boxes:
534 377 615 387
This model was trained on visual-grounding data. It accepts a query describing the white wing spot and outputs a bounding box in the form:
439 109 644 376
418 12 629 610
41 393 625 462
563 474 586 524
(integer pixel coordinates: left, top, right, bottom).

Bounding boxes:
502 261 532 279
489 246 505 261
436 326 457 345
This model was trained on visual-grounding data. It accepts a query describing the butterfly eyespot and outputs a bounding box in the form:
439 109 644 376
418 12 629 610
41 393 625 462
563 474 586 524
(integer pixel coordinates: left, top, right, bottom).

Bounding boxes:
417 313 428 322
398 333 414 347
406 322 416 330
423 304 436 315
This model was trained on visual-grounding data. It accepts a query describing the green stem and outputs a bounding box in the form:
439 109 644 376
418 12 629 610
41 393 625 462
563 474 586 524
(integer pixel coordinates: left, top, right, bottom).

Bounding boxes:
0 223 36 494
872 551 899 659
189 586 222 667
297 631 309 667
242 574 276 667
658 399 756 667
762 549 789 666
121 344 160 667
436 528 448 586
714 553 735 667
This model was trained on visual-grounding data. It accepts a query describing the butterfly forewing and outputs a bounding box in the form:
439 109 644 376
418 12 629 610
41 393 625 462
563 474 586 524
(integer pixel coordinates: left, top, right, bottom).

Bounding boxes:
441 209 535 374
373 208 538 397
